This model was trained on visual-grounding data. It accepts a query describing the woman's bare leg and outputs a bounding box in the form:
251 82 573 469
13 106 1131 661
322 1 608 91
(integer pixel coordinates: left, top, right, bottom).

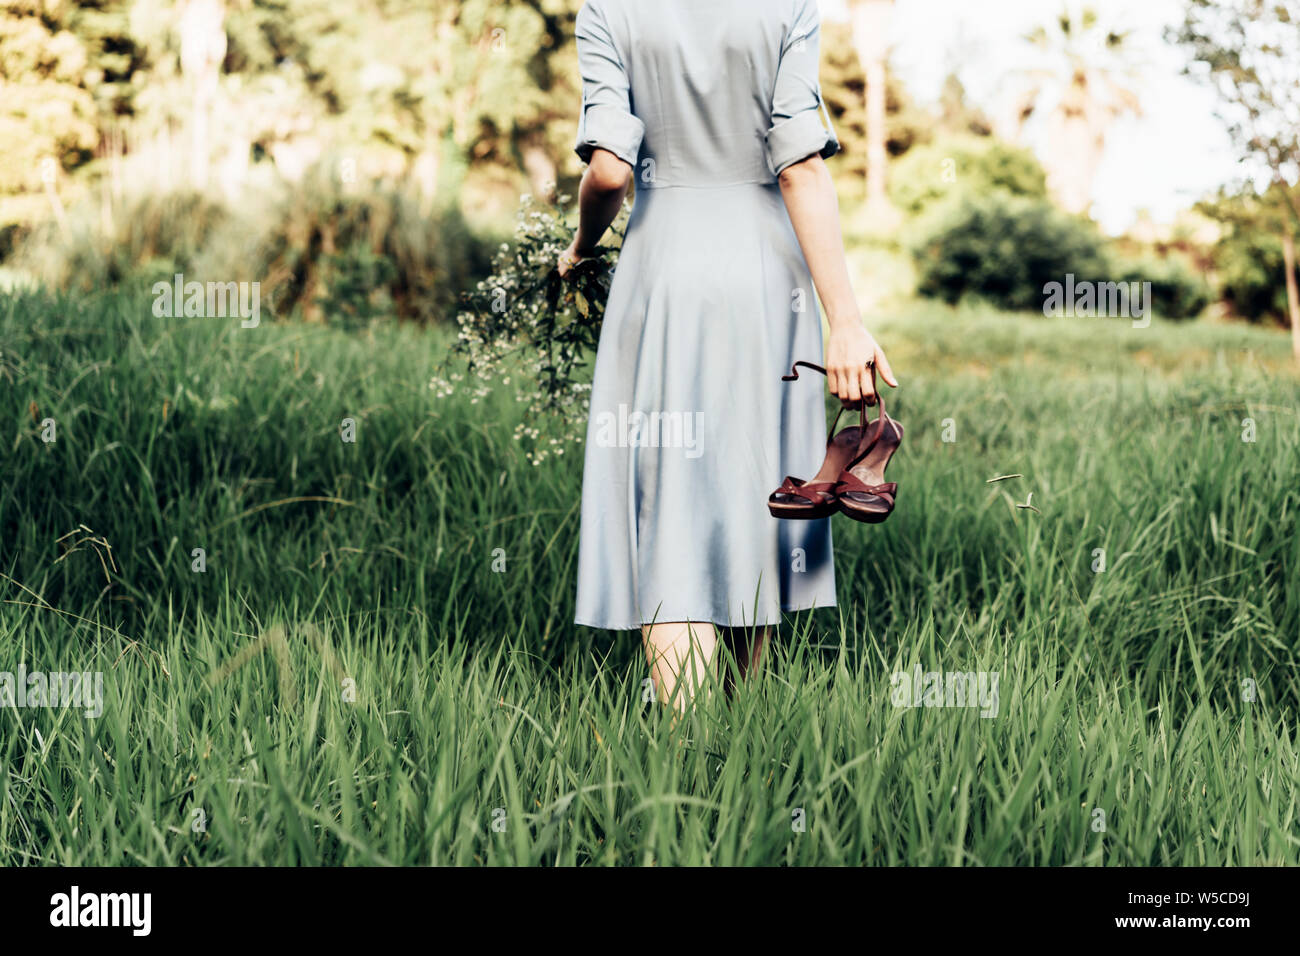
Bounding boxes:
737 625 772 679
641 621 719 710
721 625 773 694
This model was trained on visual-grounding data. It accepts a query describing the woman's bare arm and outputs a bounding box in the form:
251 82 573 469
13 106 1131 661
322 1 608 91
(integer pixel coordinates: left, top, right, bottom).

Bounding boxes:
560 149 632 273
778 154 898 405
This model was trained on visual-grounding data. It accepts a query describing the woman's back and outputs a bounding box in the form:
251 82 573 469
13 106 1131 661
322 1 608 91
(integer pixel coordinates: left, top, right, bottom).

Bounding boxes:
575 0 838 189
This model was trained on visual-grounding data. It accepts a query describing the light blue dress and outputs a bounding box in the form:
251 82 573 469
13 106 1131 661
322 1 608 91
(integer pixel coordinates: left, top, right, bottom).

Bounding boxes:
573 0 841 630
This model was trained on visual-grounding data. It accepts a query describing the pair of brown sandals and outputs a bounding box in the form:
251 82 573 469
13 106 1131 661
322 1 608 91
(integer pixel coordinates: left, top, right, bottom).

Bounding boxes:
767 361 903 524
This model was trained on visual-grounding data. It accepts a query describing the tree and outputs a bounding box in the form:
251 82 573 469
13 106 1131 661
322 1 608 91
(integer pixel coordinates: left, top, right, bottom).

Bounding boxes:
241 0 550 205
0 1 98 220
178 0 226 190
937 73 993 138
1173 0 1300 361
820 20 931 185
0 0 578 219
847 0 896 214
1199 184 1300 326
1008 4 1143 217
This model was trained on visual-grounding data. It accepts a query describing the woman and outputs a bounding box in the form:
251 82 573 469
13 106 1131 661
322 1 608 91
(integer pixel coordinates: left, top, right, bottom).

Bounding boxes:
560 0 898 708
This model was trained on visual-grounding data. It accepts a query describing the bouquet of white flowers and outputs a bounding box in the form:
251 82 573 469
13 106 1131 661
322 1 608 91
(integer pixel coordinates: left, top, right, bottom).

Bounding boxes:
432 194 629 465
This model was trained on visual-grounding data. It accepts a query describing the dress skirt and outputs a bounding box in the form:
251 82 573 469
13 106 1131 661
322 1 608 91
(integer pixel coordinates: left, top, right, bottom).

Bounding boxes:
574 180 837 630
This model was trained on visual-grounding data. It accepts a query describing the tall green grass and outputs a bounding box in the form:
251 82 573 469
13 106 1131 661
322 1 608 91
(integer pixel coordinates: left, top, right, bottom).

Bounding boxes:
1 289 1297 865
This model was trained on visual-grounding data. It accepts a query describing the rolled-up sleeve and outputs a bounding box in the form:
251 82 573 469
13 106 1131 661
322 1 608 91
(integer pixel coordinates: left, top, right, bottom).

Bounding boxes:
765 0 840 176
574 2 645 168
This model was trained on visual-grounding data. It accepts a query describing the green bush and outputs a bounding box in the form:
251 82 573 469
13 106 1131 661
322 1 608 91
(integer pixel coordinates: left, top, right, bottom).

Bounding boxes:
8 172 497 324
890 135 1048 216
1115 254 1211 321
315 241 399 329
910 192 1109 312
13 191 230 289
242 169 497 324
1196 186 1296 326
1213 231 1290 325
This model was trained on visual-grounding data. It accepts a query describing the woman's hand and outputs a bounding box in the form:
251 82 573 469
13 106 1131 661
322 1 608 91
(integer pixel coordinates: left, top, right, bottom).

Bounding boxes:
825 323 899 406
559 237 600 279
557 238 586 279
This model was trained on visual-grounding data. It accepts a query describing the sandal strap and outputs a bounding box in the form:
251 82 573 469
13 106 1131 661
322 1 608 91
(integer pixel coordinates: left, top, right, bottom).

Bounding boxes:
837 473 897 503
773 476 836 505
782 360 880 447
783 360 882 413
782 360 829 381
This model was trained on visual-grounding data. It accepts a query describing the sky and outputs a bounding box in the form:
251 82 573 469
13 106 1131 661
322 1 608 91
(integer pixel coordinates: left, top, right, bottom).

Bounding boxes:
820 0 1244 233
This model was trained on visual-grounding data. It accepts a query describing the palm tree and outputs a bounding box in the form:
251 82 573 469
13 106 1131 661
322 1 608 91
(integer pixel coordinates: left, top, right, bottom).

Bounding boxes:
178 0 227 191
848 0 895 212
1007 4 1143 216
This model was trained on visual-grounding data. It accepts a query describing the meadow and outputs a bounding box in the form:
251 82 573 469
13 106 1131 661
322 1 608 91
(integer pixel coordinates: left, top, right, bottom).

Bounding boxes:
1 288 1297 865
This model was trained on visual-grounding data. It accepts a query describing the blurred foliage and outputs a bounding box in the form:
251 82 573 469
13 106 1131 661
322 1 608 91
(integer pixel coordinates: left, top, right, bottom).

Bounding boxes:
889 135 1048 216
0 0 1289 332
1216 235 1289 325
1115 254 1212 321
13 190 231 286
934 72 994 139
244 168 496 324
1172 0 1300 341
1172 0 1300 225
1199 185 1299 325
314 242 398 330
0 0 588 223
1009 5 1144 216
1 0 589 322
820 21 935 182
0 0 104 194
14 168 496 324
910 190 1211 319
909 192 1109 312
